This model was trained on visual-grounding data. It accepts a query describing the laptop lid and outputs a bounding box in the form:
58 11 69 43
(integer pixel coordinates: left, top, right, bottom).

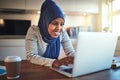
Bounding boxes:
72 32 118 77
50 32 118 77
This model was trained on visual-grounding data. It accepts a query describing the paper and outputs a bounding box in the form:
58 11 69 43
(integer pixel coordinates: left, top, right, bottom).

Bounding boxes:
0 65 6 76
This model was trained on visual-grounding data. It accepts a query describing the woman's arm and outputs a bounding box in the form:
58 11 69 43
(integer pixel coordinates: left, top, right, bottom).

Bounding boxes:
25 25 55 67
60 29 76 56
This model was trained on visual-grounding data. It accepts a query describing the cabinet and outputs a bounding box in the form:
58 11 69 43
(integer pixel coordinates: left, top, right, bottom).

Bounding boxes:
26 0 44 10
0 39 26 61
0 0 26 9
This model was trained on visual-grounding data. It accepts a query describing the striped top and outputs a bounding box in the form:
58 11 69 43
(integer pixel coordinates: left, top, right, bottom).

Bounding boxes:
25 25 75 67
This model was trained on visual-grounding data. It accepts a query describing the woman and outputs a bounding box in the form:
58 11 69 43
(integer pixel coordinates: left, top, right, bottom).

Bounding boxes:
25 0 75 68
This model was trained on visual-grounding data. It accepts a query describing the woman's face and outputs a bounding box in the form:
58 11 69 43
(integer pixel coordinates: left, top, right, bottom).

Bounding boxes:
48 18 64 38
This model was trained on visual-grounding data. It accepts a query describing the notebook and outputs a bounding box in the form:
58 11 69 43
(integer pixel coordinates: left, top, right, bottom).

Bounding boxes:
50 32 118 77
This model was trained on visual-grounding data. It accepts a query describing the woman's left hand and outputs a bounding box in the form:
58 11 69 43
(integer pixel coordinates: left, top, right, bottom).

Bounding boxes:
52 56 74 68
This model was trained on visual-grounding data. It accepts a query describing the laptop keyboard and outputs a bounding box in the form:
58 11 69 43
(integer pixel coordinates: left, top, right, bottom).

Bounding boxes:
59 64 73 74
61 68 72 74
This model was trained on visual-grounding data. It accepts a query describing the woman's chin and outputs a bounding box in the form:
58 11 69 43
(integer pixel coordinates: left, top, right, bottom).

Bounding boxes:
52 32 60 38
51 34 60 38
52 35 59 38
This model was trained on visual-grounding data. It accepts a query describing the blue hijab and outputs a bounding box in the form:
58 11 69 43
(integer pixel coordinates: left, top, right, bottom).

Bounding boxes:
38 0 65 59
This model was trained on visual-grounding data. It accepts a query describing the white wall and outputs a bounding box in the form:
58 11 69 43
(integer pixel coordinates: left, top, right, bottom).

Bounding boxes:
0 0 98 14
54 0 98 13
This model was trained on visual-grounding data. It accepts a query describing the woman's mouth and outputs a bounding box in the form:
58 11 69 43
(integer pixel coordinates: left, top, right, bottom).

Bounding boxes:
54 32 60 36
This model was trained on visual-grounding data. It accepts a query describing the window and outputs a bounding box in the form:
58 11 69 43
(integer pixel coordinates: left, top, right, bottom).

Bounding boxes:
112 0 120 35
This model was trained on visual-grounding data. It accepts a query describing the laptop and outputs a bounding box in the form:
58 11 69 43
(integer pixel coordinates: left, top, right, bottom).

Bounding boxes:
50 32 118 77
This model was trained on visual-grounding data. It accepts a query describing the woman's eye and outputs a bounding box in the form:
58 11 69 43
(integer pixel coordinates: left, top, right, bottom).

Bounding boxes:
51 22 58 26
51 21 58 26
60 23 64 26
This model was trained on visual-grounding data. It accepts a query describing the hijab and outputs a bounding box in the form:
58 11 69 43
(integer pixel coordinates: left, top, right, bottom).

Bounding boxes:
38 0 65 59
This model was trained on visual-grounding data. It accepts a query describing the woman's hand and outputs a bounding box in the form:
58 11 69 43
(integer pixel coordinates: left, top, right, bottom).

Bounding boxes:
52 56 74 68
